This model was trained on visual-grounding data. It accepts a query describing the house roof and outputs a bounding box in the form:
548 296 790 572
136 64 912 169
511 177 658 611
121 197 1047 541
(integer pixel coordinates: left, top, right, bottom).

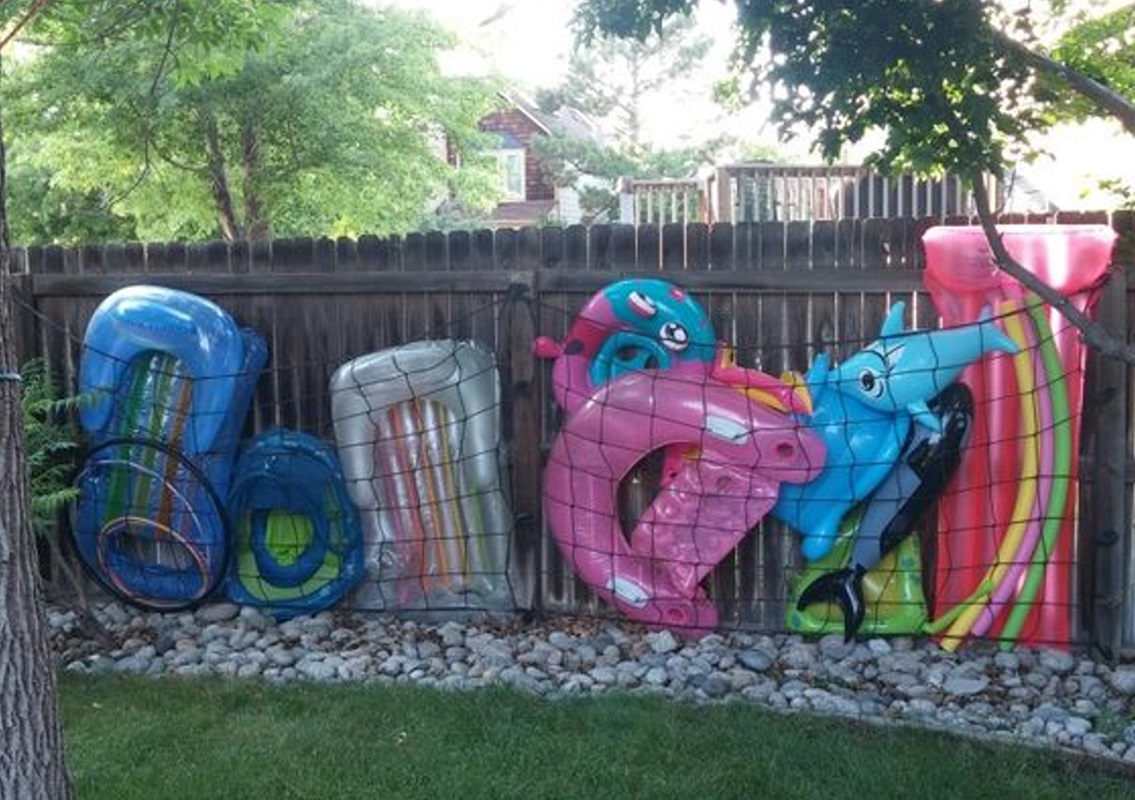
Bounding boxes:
1001 168 1059 214
501 90 603 145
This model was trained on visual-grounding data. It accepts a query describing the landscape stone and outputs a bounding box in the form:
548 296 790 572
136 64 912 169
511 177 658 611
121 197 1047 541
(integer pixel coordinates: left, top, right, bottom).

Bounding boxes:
46 600 1135 766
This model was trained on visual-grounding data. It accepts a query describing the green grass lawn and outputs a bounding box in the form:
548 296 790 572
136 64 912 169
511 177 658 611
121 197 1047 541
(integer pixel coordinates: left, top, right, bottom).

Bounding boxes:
61 674 1134 800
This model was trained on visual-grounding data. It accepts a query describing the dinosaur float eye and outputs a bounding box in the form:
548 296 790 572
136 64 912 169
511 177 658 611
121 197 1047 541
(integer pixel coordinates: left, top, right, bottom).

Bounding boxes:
858 368 885 399
659 322 690 351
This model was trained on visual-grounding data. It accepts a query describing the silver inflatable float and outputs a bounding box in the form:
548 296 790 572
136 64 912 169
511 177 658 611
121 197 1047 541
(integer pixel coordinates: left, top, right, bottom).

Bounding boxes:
330 340 515 610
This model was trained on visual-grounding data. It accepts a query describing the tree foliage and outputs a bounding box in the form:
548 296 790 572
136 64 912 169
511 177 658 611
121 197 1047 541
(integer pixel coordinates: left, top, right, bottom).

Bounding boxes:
3 0 502 244
576 0 1051 177
533 14 741 221
1049 4 1135 120
575 0 1135 363
551 14 712 150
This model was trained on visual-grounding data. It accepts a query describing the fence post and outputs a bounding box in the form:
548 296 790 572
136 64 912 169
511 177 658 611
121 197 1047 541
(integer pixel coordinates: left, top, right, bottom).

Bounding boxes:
715 167 732 224
1089 230 1132 658
501 273 540 612
618 177 636 225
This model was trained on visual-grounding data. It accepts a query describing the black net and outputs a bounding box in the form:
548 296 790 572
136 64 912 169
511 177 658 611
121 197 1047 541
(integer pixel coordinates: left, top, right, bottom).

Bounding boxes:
10 253 1108 650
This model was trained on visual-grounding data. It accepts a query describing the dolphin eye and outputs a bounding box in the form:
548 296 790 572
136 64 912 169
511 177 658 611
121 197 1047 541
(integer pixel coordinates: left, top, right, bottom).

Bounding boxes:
659 322 690 351
858 369 885 399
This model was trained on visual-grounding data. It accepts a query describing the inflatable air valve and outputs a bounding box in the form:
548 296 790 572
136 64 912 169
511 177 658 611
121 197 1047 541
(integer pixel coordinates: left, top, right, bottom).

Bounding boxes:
923 225 1117 647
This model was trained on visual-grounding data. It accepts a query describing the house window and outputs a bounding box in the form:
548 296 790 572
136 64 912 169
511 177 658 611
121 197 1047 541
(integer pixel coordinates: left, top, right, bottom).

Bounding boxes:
492 149 525 201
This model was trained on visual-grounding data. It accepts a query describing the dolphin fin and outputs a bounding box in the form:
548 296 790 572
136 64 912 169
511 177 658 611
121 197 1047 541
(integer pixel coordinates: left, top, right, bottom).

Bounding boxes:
880 302 907 337
804 353 831 405
907 400 942 432
797 565 868 642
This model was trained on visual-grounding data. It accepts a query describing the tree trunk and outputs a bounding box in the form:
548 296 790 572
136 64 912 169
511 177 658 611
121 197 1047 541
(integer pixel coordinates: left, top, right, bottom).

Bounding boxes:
240 121 270 242
0 108 75 800
199 109 242 241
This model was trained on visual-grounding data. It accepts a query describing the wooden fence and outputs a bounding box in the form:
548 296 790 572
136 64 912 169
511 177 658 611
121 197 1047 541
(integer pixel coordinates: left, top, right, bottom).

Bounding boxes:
9 214 1134 656
619 166 1006 226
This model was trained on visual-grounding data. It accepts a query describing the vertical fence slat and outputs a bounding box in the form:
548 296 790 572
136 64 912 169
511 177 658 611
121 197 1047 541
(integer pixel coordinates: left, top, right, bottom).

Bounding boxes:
709 223 734 271
637 224 661 270
335 236 360 273
687 223 709 271
608 224 637 270
540 227 564 270
589 225 613 272
564 225 588 271
661 222 685 271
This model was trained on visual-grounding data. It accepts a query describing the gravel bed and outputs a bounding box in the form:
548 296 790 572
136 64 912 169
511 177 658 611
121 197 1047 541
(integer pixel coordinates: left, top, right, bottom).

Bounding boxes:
50 601 1135 766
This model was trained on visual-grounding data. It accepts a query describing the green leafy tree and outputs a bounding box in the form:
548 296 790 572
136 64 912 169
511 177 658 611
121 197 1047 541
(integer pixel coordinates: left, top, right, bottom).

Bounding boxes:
1044 4 1135 205
0 2 328 795
575 0 1135 363
533 15 741 221
556 14 712 151
1051 4 1135 103
4 0 501 244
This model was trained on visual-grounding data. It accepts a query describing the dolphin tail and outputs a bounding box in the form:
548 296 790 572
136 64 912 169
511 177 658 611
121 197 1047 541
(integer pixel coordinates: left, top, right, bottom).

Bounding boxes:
796 564 868 642
977 306 1021 356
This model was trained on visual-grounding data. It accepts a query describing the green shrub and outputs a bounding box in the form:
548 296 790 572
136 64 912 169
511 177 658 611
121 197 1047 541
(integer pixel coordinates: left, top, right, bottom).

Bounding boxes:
19 357 82 537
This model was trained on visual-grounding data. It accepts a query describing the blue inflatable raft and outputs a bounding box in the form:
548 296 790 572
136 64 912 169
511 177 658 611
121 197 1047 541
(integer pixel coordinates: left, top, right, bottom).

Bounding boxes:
73 285 266 610
225 429 365 619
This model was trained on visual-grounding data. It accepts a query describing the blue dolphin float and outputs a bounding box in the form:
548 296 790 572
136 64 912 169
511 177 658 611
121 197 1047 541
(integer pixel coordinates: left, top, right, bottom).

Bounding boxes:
772 302 1018 563
794 382 975 640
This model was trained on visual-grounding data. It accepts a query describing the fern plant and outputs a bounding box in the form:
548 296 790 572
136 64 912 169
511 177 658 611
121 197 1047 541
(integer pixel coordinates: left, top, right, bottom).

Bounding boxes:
20 357 82 534
19 358 109 642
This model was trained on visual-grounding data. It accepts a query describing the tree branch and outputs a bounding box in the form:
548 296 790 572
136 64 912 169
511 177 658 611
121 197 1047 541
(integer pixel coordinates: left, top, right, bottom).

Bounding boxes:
992 29 1135 137
969 171 1135 364
0 0 52 52
198 109 241 241
240 121 269 241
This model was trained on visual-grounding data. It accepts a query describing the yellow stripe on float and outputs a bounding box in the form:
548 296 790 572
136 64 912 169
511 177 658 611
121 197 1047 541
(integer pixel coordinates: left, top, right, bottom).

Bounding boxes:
940 302 1040 651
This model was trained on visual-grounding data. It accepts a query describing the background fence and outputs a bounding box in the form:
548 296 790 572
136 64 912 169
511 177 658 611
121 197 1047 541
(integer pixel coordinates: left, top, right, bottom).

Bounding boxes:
619 166 1021 226
10 212 1134 656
